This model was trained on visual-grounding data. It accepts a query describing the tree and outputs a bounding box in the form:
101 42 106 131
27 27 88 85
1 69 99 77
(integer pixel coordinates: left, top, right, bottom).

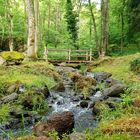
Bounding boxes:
100 0 109 57
7 0 14 52
128 0 140 43
25 0 39 59
88 0 99 51
65 0 78 49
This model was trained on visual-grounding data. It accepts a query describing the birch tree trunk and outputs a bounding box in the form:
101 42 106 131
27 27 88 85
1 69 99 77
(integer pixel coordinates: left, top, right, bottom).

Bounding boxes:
25 0 37 59
100 0 109 57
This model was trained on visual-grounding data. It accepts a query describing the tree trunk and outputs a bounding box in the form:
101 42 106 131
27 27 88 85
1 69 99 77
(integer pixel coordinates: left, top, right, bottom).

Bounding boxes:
100 0 109 57
34 0 39 54
88 0 99 51
120 0 125 53
7 0 14 52
25 0 37 59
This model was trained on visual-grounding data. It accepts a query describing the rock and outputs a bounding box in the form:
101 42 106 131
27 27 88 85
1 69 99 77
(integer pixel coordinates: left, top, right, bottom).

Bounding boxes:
71 73 96 92
107 97 123 103
94 72 112 83
70 132 86 140
7 81 25 94
0 51 25 65
51 82 65 92
33 111 74 136
92 101 109 116
103 84 125 97
21 91 46 110
105 78 122 87
80 101 88 108
0 93 18 104
32 85 50 98
43 85 50 98
70 95 83 102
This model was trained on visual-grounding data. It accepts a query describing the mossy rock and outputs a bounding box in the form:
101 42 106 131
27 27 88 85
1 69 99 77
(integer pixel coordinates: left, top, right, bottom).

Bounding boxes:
130 58 140 73
0 51 25 65
19 90 49 113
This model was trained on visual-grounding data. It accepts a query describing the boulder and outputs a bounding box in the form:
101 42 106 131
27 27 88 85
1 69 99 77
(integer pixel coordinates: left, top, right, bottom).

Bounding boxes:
51 82 65 92
0 93 18 104
33 111 74 136
0 51 25 65
102 84 125 97
92 101 109 116
71 73 96 92
105 78 122 88
94 72 112 83
80 101 88 108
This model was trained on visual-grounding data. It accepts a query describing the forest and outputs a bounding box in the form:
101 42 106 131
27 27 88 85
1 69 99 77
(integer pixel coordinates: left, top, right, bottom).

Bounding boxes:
0 0 140 140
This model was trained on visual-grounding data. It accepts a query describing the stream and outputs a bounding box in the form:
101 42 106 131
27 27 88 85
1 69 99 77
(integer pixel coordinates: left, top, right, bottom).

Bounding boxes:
0 67 101 139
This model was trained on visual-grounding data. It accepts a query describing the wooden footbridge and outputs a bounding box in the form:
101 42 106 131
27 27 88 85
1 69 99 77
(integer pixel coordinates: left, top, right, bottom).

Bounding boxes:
44 48 93 63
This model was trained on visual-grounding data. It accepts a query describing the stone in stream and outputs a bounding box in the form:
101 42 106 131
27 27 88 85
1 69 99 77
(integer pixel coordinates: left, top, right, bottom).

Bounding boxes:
33 111 74 137
51 82 65 92
0 93 18 104
94 72 112 83
105 78 123 88
32 85 50 98
102 83 125 97
80 101 88 108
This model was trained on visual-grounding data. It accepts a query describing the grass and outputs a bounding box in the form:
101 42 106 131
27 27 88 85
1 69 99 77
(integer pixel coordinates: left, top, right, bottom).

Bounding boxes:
0 61 58 91
93 53 140 92
87 53 140 139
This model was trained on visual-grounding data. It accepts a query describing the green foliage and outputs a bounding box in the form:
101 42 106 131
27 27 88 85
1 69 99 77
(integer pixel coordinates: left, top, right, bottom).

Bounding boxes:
128 0 140 43
65 0 78 48
130 57 140 73
0 104 10 123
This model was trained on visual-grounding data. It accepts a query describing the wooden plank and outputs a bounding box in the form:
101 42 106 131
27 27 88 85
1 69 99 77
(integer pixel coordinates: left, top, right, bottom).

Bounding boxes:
48 60 90 63
71 50 87 52
48 49 69 52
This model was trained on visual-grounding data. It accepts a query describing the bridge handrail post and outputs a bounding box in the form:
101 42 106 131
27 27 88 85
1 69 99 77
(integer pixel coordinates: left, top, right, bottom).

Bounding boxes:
90 48 92 62
86 50 88 61
44 47 48 61
68 49 71 63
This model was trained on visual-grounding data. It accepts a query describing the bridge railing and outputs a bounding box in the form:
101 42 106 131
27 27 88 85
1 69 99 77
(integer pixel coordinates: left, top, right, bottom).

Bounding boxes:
44 48 93 63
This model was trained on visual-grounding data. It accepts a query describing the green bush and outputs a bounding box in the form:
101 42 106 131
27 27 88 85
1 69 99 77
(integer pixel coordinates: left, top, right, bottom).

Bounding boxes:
130 58 140 73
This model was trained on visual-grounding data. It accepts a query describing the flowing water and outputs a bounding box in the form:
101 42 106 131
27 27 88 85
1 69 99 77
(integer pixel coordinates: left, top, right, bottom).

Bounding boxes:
0 69 101 139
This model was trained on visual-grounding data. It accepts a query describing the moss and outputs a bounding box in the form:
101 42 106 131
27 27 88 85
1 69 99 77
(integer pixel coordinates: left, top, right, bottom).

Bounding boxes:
71 73 96 93
1 51 25 61
0 104 11 123
18 90 49 113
